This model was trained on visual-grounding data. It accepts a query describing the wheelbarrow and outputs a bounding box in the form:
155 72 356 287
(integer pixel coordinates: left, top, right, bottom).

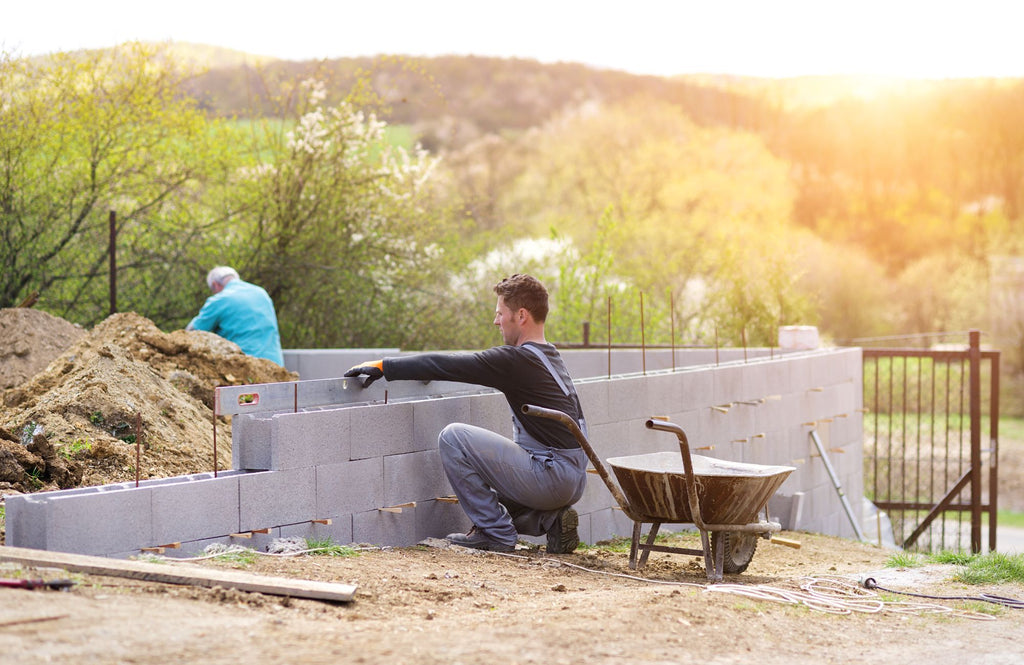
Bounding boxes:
522 405 794 582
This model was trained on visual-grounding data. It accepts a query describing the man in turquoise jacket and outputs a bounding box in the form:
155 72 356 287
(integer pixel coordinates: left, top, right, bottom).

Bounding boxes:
187 266 284 366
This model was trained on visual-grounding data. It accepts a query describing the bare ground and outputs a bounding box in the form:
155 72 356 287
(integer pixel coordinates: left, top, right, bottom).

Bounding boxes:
2 531 1023 665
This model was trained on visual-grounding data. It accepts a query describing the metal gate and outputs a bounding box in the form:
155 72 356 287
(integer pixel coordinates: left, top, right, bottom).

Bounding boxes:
862 330 1000 553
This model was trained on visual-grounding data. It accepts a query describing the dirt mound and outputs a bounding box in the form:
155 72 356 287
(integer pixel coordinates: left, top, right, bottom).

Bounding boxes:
0 311 296 495
0 308 86 391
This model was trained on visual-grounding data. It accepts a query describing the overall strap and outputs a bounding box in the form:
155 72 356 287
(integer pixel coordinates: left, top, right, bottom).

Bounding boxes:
522 343 570 395
522 343 588 437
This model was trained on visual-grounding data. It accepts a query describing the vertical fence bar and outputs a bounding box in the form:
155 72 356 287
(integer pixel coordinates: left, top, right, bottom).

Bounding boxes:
872 358 880 509
917 354 925 541
928 355 937 545
957 354 967 547
989 351 1000 553
969 330 982 553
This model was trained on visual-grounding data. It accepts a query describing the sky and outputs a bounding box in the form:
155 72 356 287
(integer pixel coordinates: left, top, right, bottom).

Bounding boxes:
4 0 1023 79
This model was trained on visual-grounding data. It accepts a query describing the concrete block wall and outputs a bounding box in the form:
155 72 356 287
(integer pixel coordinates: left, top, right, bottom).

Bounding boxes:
6 347 863 557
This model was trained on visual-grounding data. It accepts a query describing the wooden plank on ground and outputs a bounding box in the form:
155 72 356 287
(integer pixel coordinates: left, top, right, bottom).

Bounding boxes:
0 545 356 603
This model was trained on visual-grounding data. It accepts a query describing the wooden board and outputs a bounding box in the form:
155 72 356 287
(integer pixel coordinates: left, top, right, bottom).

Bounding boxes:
0 545 356 603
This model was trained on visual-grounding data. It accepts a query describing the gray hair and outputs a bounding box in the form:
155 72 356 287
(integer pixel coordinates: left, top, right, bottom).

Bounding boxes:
206 266 239 290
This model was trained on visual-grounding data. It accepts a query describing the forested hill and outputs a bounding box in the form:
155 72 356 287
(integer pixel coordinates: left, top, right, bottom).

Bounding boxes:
182 48 1024 228
182 52 778 143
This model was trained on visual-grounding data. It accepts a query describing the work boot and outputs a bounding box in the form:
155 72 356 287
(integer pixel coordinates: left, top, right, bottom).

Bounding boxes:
446 526 515 553
546 507 579 554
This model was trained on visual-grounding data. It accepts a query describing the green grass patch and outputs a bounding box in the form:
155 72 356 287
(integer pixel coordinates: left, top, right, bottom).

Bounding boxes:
929 550 974 565
998 416 1024 442
995 510 1024 529
304 537 359 557
207 546 258 567
591 530 700 553
891 548 1024 585
58 438 93 459
885 551 927 568
950 552 1024 585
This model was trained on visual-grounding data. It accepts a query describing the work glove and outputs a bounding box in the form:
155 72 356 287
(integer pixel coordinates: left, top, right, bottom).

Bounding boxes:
344 359 384 387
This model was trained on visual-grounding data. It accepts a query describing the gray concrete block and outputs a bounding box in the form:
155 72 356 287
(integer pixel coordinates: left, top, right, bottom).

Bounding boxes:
585 420 632 460
47 488 153 555
713 364 745 407
643 371 687 419
348 401 416 460
606 375 650 423
271 408 350 469
232 413 274 471
151 474 241 544
679 369 715 411
576 380 609 426
316 457 384 516
383 449 449 506
353 507 419 547
789 357 814 395
239 468 316 531
415 499 472 542
741 362 771 405
4 493 47 550
470 391 510 433
413 396 473 450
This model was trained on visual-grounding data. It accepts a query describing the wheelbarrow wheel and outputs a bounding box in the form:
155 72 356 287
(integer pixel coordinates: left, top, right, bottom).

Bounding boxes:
711 531 758 575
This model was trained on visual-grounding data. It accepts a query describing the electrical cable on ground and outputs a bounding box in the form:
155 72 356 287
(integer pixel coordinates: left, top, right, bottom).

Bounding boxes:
862 576 1024 610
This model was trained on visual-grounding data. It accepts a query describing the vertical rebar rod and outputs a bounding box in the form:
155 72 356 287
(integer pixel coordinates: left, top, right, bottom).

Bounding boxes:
606 296 612 379
669 291 676 371
135 412 141 488
212 405 218 478
640 291 646 376
108 210 117 316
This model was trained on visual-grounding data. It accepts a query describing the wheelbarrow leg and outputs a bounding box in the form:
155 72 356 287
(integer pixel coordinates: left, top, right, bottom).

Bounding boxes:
638 523 661 569
704 529 724 583
629 522 642 570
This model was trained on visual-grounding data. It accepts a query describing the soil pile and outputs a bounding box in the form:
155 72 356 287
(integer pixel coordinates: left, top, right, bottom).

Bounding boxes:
0 311 296 495
0 308 86 391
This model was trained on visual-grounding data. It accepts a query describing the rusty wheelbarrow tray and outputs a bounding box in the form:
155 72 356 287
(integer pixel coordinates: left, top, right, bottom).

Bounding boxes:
522 405 794 583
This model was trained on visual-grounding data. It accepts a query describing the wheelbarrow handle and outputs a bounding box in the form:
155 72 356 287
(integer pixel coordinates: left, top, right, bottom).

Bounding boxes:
644 418 709 531
521 404 632 513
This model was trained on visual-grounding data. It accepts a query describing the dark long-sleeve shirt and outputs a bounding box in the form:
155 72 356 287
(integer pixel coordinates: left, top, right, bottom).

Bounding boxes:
382 342 584 450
